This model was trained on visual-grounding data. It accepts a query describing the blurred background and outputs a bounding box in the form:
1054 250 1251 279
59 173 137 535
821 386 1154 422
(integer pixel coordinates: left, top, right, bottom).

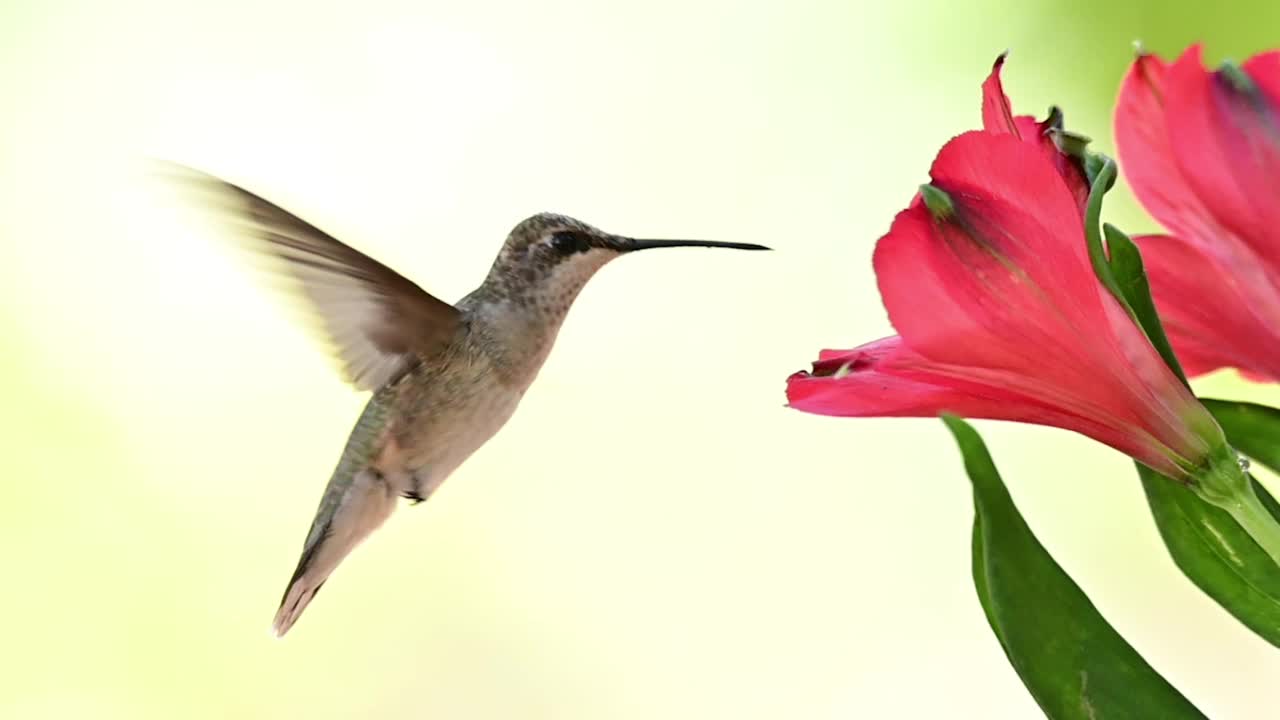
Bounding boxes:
4 0 1280 717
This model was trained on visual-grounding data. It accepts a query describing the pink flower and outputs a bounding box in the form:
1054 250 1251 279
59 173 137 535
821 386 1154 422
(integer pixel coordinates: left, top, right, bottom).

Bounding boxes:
1115 45 1280 381
786 59 1224 480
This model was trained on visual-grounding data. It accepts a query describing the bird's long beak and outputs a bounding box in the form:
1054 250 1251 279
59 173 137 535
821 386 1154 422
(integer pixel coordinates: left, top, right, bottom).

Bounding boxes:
619 238 772 252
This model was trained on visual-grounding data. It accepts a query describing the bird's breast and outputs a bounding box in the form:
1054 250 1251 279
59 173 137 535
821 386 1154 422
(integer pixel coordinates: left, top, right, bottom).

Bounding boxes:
387 373 526 486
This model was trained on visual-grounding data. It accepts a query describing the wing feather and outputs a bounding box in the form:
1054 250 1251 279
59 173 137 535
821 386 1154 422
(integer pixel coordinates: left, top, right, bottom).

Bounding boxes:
161 163 460 390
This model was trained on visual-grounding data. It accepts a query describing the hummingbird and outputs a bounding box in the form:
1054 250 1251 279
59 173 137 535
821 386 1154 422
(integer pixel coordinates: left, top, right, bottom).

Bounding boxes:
162 165 769 637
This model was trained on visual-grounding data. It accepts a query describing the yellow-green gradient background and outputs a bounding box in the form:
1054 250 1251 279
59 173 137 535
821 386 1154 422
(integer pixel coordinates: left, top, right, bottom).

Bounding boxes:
4 1 1280 717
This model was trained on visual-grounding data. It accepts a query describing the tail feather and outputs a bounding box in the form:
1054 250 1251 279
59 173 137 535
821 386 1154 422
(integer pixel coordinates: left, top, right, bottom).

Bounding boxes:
272 468 398 637
273 577 327 638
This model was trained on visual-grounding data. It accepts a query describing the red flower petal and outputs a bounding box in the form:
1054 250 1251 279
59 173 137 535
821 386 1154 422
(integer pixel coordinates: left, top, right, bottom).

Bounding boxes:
981 53 1043 140
1115 47 1267 261
1116 46 1280 380
785 336 1190 477
981 53 1022 136
789 337 974 418
1115 52 1225 250
875 132 1101 372
1243 50 1280 106
981 54 1088 207
1135 234 1280 381
1164 46 1280 272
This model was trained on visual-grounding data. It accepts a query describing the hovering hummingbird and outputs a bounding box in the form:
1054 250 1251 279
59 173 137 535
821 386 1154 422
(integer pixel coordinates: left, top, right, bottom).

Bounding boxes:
163 165 769 637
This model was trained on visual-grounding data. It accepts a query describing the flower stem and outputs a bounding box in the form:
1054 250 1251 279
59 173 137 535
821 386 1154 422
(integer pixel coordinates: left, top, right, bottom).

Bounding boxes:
1219 482 1280 567
1187 442 1280 566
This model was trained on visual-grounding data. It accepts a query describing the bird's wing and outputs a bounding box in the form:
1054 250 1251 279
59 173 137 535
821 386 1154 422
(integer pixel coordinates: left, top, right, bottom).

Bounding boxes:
161 163 462 391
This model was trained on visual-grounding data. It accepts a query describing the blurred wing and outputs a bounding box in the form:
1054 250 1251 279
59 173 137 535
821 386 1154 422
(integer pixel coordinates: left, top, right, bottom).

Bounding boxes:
162 163 461 391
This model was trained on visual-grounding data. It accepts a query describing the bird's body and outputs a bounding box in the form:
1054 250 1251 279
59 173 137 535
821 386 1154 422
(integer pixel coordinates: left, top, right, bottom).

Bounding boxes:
275 337 522 637
162 166 767 637
276 288 576 634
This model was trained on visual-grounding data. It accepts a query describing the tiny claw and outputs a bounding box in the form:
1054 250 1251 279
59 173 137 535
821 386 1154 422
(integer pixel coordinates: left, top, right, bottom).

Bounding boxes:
403 476 426 504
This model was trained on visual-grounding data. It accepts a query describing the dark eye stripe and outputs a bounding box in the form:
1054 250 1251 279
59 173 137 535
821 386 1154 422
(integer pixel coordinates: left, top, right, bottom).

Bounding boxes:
550 231 590 255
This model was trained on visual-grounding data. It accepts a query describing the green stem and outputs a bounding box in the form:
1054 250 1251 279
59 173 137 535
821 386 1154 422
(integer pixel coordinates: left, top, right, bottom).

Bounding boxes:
1220 483 1280 567
1187 441 1280 566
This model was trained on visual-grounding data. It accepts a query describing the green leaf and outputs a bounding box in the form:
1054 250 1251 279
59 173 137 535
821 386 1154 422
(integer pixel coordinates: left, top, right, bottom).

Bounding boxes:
943 415 1206 720
1085 185 1189 391
1204 399 1280 470
1083 151 1280 643
1141 399 1280 646
1105 213 1280 642
1102 224 1189 386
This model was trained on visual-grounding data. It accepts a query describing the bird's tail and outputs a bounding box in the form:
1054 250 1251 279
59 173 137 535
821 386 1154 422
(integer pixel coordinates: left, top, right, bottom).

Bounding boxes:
272 466 398 637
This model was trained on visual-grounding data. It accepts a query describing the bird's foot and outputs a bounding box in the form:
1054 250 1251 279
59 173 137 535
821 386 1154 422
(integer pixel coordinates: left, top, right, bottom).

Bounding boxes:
402 477 426 505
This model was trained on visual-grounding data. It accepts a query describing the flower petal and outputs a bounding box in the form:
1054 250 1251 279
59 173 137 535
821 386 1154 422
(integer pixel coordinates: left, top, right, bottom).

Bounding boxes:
874 131 1099 372
981 53 1022 136
1164 46 1280 271
786 336 1187 477
1118 46 1280 350
981 54 1088 207
1135 234 1280 381
789 337 974 417
981 53 1051 141
1243 50 1280 107
1115 51 1222 247
789 336 1074 425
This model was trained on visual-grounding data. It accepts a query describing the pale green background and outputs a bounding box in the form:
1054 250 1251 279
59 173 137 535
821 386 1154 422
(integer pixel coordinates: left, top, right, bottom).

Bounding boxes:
4 1 1280 718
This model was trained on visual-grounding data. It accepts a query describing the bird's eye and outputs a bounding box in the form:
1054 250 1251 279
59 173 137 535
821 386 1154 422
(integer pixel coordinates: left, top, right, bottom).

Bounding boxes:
549 231 586 255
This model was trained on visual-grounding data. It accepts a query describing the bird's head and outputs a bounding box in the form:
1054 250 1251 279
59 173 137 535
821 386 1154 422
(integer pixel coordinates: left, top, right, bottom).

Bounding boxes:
483 212 769 316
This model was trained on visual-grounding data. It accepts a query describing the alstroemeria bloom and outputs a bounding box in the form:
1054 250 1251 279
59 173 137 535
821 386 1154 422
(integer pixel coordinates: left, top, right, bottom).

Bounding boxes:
787 62 1226 482
1115 45 1280 380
